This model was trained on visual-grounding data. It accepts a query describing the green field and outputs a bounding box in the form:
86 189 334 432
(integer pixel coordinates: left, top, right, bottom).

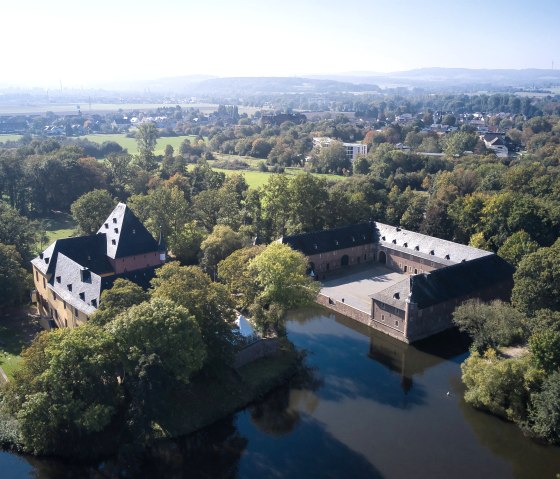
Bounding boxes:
79 134 201 156
38 213 77 247
0 135 23 143
0 102 260 116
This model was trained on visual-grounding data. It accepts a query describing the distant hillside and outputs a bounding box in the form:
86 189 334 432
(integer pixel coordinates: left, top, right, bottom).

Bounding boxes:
308 68 560 89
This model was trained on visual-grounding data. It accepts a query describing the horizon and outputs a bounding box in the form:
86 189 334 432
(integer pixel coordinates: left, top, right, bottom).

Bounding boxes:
3 0 559 89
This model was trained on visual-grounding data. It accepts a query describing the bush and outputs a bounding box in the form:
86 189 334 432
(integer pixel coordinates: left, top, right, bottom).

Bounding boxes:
529 371 560 444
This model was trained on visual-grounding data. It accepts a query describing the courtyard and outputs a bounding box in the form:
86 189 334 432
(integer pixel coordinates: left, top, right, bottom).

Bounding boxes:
320 264 407 313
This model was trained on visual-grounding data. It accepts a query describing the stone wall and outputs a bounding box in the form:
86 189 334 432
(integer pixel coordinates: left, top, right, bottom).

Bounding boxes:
316 293 372 326
308 244 375 279
234 337 280 369
377 245 445 275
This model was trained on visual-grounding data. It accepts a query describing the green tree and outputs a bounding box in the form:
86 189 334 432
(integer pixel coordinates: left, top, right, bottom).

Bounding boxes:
0 202 38 261
441 131 477 156
90 279 148 326
529 371 560 444
170 220 207 265
199 225 246 276
497 231 539 267
106 297 206 384
313 141 351 174
70 189 116 235
0 244 31 307
150 263 236 368
135 123 159 171
512 240 560 316
248 242 320 312
529 330 560 373
452 299 527 353
261 174 291 238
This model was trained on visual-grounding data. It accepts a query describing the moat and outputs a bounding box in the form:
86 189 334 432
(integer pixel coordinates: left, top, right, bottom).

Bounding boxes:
2 306 560 478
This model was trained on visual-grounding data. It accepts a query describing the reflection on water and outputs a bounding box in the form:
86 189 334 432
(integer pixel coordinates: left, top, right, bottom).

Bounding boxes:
2 305 560 478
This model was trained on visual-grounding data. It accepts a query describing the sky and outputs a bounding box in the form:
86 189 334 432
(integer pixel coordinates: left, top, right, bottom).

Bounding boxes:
2 0 559 89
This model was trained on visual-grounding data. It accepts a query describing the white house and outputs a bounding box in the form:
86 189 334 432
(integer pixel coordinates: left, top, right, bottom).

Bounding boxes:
312 137 367 162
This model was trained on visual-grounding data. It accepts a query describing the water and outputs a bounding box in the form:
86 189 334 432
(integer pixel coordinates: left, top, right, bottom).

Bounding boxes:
2 306 560 478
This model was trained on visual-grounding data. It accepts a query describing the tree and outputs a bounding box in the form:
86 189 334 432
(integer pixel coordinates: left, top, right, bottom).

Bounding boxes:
313 141 351 174
135 123 159 171
218 246 265 309
170 220 207 265
261 174 291 238
4 326 123 456
452 299 527 353
497 231 539 267
200 225 246 276
106 298 206 384
0 243 31 307
286 173 328 234
90 279 148 326
529 330 560 373
441 131 477 156
150 263 237 368
512 240 560 316
0 202 38 261
71 189 116 235
248 242 320 313
529 371 560 444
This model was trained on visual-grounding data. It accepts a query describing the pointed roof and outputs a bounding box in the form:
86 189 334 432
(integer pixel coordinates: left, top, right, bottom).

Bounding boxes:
98 203 159 259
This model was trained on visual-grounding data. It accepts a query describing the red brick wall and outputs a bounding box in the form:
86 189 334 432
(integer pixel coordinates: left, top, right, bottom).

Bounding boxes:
109 252 163 274
308 244 375 278
377 246 445 275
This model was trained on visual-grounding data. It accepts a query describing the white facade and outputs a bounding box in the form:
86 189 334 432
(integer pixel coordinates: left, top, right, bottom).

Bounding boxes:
312 137 367 161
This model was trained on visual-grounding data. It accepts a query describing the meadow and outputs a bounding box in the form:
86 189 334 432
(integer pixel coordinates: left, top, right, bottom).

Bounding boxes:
79 134 201 156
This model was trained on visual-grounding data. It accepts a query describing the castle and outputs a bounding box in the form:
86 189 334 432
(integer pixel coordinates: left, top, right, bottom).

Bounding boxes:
32 203 165 328
280 223 514 343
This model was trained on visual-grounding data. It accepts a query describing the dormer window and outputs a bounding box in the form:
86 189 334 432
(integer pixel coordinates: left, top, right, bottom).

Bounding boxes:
114 228 119 233
79 292 85 301
44 257 49 264
393 292 400 299
351 236 355 242
445 254 450 260
104 223 108 229
415 245 419 251
67 284 72 292
382 236 386 241
111 239 116 245
403 242 408 247
335 240 339 246
112 218 117 223
429 250 434 255
132 229 136 234
39 253 44 259
392 239 397 244
80 269 91 283
313 243 318 250
91 299 97 308
56 276 61 283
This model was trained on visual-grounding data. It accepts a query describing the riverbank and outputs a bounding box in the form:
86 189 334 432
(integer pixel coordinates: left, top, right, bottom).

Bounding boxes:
0 338 301 458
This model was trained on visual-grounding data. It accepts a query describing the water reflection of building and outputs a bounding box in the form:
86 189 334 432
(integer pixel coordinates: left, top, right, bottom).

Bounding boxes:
334 314 469 394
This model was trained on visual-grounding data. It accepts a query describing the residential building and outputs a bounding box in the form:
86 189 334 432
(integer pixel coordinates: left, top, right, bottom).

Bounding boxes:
481 133 508 158
312 137 368 161
32 203 166 329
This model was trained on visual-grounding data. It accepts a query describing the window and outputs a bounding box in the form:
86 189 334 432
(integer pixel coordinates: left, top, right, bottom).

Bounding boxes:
35 270 38 281
111 239 116 245
114 228 119 233
404 265 407 272
56 276 61 283
43 278 46 288
381 314 385 321
74 307 79 316
112 218 117 223
79 292 85 301
67 284 72 292
132 229 136 234
91 299 97 308
63 301 66 310
104 223 108 228
414 268 418 274
395 321 399 327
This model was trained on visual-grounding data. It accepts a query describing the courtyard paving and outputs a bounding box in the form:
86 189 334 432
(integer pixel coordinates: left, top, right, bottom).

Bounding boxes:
320 264 407 313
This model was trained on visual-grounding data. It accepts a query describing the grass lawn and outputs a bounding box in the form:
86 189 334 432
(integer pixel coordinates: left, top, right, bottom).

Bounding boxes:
0 135 23 143
37 212 77 247
0 308 43 381
78 134 201 156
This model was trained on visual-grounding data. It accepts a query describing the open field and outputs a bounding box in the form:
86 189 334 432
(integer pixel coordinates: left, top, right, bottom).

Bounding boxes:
79 134 201 156
0 308 43 381
0 135 23 143
0 102 260 116
38 212 77 247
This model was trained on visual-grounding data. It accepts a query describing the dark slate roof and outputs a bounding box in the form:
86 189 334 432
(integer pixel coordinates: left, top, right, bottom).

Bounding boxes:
50 253 102 315
369 278 409 310
32 234 112 276
100 265 159 292
409 254 514 309
375 222 491 264
98 203 159 259
280 223 376 256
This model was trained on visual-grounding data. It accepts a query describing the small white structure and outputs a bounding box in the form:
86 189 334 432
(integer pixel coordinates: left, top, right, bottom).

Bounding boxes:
481 134 508 158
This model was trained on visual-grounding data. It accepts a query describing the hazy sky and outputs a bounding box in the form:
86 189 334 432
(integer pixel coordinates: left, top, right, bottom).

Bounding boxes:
3 0 559 88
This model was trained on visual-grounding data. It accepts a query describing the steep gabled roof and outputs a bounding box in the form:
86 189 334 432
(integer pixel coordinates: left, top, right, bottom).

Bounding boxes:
98 203 159 259
31 234 112 276
280 223 376 256
409 254 514 309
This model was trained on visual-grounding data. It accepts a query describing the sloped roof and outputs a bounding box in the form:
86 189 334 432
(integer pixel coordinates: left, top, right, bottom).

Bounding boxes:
31 234 112 276
369 277 409 310
374 222 491 264
280 223 377 256
409 254 514 309
98 203 159 259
